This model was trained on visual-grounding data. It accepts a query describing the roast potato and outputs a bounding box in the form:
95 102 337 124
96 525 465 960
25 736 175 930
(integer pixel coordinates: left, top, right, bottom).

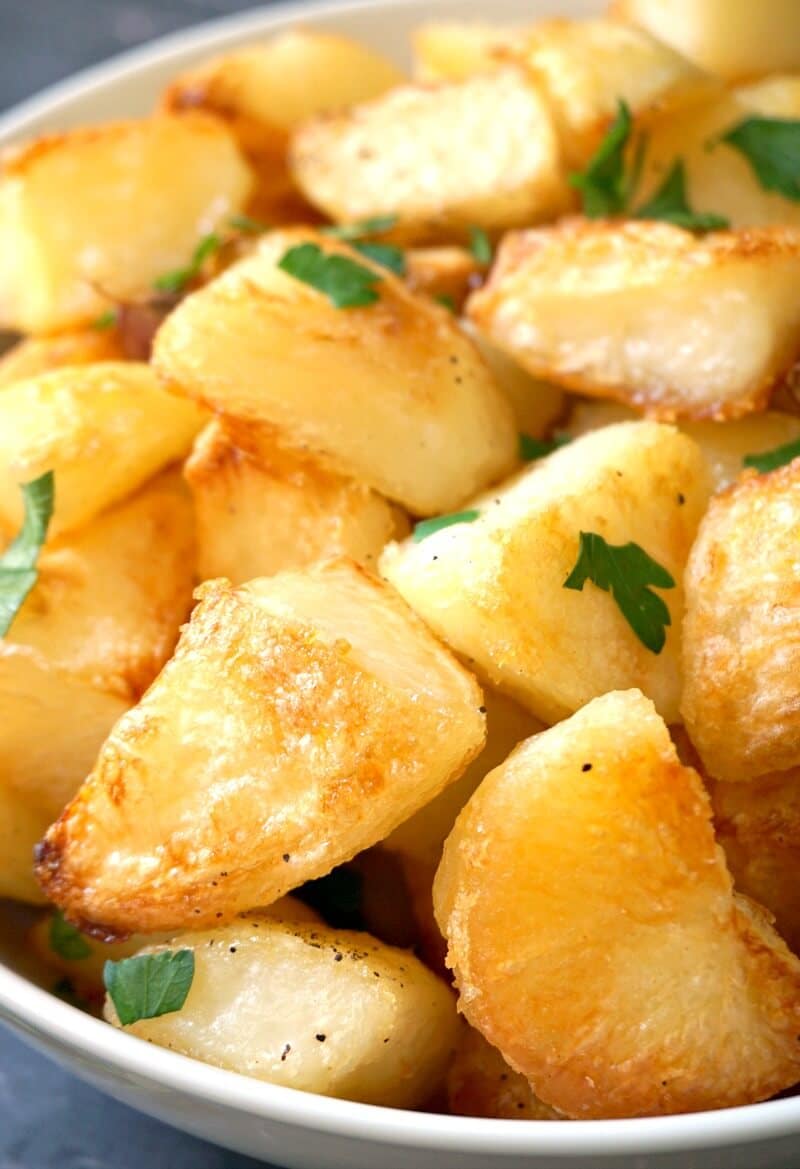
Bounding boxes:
153 229 518 516
0 327 126 388
289 68 571 240
404 246 483 312
468 220 800 421
381 422 711 725
448 1025 562 1120
0 114 252 332
434 688 800 1117
36 559 486 934
185 420 407 581
734 74 800 117
412 22 519 81
104 917 459 1108
682 461 800 782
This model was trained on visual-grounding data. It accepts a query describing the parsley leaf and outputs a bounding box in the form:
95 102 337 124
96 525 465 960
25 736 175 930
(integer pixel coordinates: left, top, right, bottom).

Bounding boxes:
743 435 800 473
570 100 634 217
413 509 480 543
104 950 195 1026
153 232 223 295
90 309 118 331
715 116 800 202
228 213 269 234
434 293 457 313
322 215 398 240
634 160 729 230
352 241 406 276
468 225 493 265
49 911 92 961
564 531 675 653
0 471 54 637
278 243 382 308
519 433 571 461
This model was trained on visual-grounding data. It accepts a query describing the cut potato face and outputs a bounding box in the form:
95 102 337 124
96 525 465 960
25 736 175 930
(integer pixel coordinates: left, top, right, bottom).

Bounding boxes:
36 559 486 935
0 114 252 332
381 422 711 725
289 68 572 240
735 74 800 117
468 220 800 421
412 22 519 82
0 362 203 539
154 229 518 516
682 462 800 782
0 328 126 388
448 1025 562 1120
105 919 459 1109
185 420 407 582
434 689 800 1118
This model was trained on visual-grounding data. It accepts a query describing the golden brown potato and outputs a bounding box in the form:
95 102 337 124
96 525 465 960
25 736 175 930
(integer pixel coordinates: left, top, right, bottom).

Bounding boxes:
468 220 800 421
0 362 204 539
404 246 482 312
448 1025 562 1120
0 327 126 388
153 229 517 516
412 22 519 82
611 0 800 81
461 319 566 438
36 559 486 935
434 689 800 1118
382 422 711 726
682 462 800 782
185 420 407 581
289 68 571 240
734 74 800 117
105 918 459 1107
0 114 252 332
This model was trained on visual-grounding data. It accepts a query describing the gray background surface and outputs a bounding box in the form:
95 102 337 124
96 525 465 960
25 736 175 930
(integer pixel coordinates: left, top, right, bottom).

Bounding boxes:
0 6 279 1165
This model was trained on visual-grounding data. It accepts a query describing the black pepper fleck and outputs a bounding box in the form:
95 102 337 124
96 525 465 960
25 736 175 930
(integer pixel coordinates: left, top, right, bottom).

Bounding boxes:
315 1034 326 1042
281 1044 291 1062
478 705 487 714
229 946 237 953
677 493 686 505
282 853 291 862
582 763 592 772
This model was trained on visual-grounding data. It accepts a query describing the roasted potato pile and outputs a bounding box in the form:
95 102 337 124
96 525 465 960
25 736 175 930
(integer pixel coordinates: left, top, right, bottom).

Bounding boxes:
3 2 800 1122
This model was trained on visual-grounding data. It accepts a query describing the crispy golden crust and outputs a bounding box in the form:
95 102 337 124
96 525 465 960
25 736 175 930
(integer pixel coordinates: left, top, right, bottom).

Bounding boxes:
434 689 800 1118
0 329 126 388
682 461 800 782
404 246 484 311
447 1025 562 1120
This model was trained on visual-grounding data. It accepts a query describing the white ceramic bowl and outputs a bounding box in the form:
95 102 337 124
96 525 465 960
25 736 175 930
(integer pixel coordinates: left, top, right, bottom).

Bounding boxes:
2 2 800 1166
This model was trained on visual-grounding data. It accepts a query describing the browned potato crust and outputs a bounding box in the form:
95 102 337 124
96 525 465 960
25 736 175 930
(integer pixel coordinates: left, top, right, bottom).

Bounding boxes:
36 559 486 935
0 328 126 388
468 220 800 421
447 1025 562 1120
434 689 800 1118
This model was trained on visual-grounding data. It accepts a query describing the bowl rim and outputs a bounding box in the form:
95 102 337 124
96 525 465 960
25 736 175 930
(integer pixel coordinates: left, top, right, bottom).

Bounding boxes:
1 0 799 1155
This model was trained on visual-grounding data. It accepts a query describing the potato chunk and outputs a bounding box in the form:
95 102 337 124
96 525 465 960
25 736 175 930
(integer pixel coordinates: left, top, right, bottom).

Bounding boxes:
404 246 482 312
0 327 126 388
468 220 800 421
104 918 458 1107
434 689 800 1117
412 22 519 81
0 362 203 539
382 422 710 725
448 1025 561 1120
735 75 800 117
682 462 800 782
461 319 565 438
289 68 571 240
153 230 517 516
185 420 407 581
0 114 252 333
36 559 486 934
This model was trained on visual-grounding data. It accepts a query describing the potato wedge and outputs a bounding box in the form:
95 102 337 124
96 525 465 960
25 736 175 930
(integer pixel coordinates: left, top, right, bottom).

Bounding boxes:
36 559 486 934
434 689 800 1117
381 422 710 725
0 362 203 539
461 319 566 438
734 74 800 117
448 1025 562 1120
153 229 517 516
468 220 800 421
104 918 458 1107
0 114 252 332
0 327 126 388
682 462 800 782
289 68 571 240
404 247 482 312
412 22 519 82
185 420 407 581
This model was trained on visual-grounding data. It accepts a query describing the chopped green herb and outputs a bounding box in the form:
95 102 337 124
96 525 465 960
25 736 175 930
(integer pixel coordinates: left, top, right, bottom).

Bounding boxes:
519 433 571 462
49 911 92 961
434 293 457 313
0 471 54 637
322 215 398 241
228 213 269 234
634 160 729 230
153 232 223 295
104 950 195 1026
413 509 480 543
570 100 634 217
468 225 492 265
714 116 800 202
564 530 675 653
352 241 406 276
278 242 382 308
743 435 800 473
90 309 117 331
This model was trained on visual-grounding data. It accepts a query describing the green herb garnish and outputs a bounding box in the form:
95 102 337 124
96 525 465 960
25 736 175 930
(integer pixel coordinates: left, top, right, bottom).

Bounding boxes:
352 241 406 276
322 215 398 241
153 232 223 295
413 509 480 543
468 225 492 265
743 435 800 473
564 531 675 653
434 293 457 313
90 309 117 331
634 159 729 230
0 471 54 637
278 242 382 308
49 911 92 961
104 950 195 1026
519 433 571 462
570 100 635 217
228 213 269 234
714 116 800 202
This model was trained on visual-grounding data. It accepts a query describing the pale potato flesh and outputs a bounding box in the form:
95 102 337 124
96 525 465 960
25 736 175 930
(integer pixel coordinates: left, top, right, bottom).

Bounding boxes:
0 114 252 332
185 420 407 582
468 220 800 420
735 74 800 117
0 362 204 539
412 22 520 82
153 229 518 516
434 689 800 1117
36 559 486 934
0 328 126 389
381 422 711 725
447 1025 562 1120
289 68 572 240
104 918 459 1109
682 462 800 782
